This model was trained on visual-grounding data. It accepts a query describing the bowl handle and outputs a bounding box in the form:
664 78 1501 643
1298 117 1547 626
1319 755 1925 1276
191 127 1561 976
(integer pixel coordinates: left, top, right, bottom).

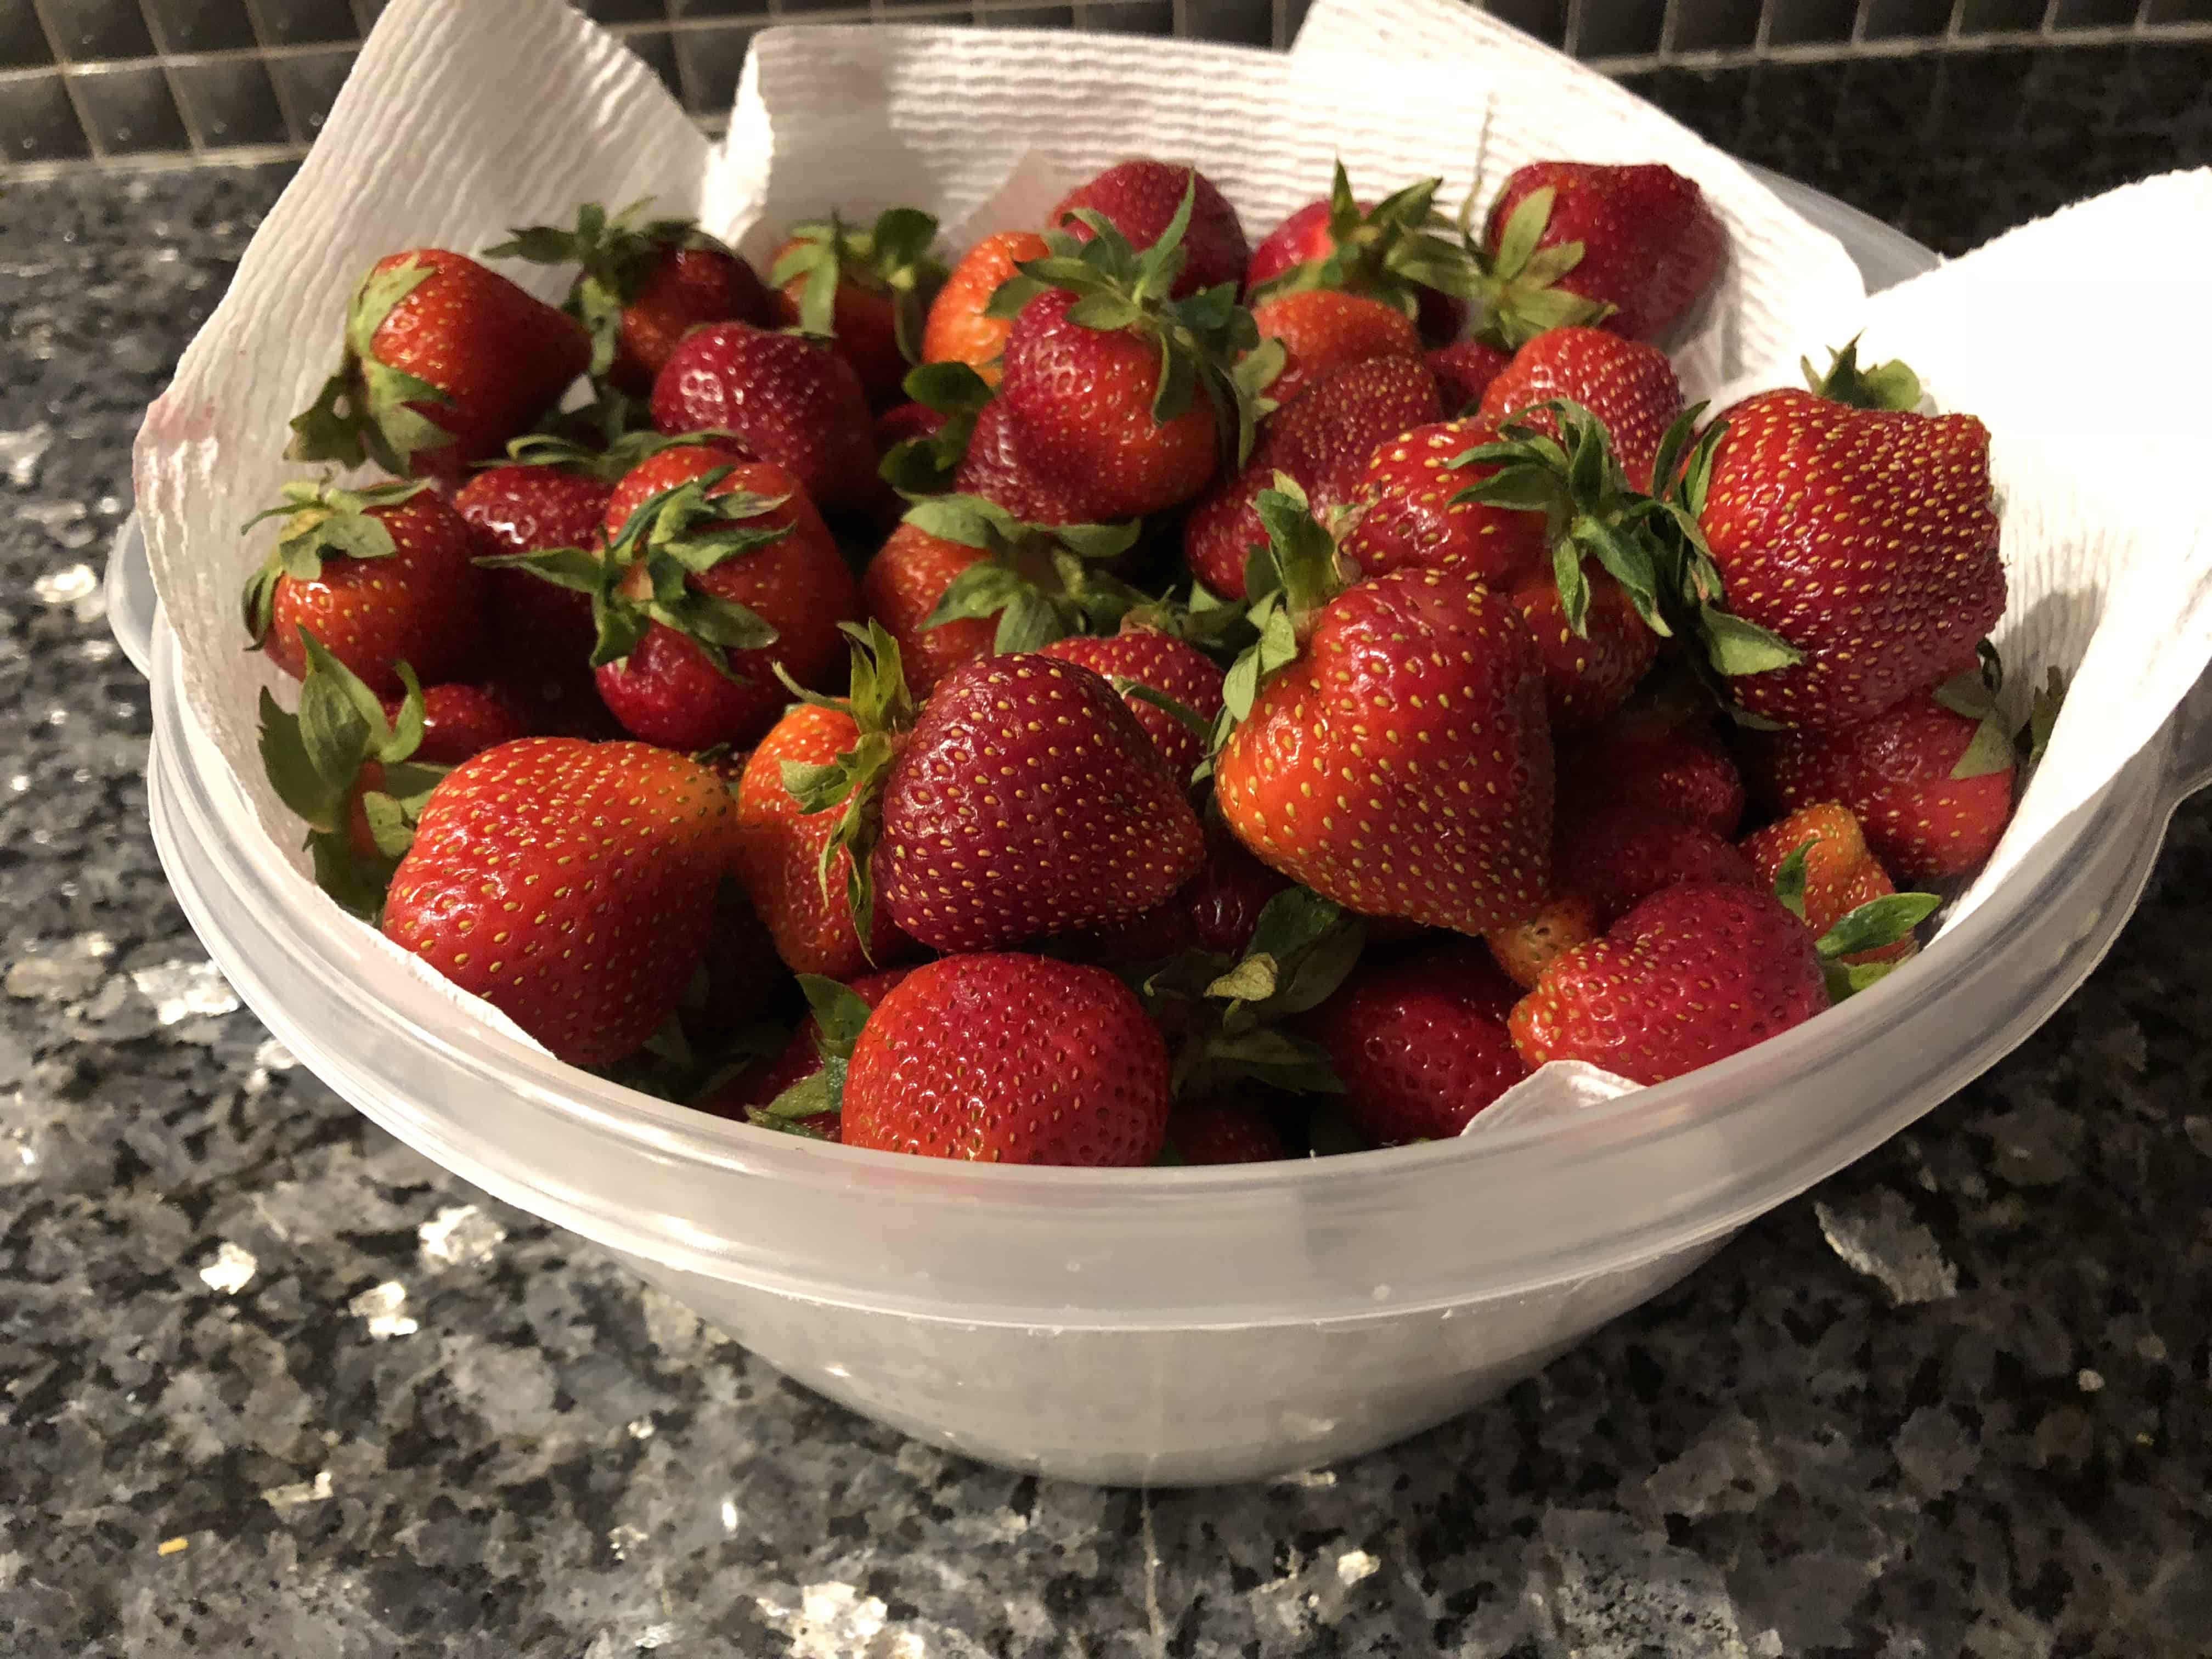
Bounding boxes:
105 512 158 682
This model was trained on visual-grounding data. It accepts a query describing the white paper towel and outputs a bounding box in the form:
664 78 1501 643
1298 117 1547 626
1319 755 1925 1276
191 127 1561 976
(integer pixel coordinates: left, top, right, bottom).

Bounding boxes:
127 0 2212 1122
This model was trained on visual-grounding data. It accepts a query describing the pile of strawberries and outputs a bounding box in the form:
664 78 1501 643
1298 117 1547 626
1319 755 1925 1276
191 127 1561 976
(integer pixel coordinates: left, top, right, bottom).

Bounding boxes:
244 153 2046 1169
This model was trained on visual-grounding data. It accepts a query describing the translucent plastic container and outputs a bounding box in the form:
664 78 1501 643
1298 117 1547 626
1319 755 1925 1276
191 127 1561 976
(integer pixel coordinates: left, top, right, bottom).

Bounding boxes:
114 176 2212 1486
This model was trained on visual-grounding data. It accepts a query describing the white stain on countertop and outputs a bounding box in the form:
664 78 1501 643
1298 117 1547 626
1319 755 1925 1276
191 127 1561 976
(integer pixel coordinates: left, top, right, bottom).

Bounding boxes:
198 1242 257 1295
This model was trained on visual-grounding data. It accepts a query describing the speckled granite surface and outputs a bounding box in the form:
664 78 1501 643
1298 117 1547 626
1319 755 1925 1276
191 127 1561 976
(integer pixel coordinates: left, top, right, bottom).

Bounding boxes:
4 58 2210 1658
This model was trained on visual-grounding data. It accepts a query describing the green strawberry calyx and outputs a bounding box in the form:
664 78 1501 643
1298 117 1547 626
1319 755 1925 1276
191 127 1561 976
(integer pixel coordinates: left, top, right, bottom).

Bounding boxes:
986 179 1285 469
1245 162 1481 321
1460 186 1615 353
1802 335 1923 413
1131 884 1362 1098
1209 476 1352 759
910 493 1144 654
751 973 878 1133
1770 838 1943 1001
489 425 737 487
770 206 948 367
878 360 995 497
258 629 447 923
238 476 435 647
287 255 458 478
776 621 918 960
488 198 737 380
478 464 787 681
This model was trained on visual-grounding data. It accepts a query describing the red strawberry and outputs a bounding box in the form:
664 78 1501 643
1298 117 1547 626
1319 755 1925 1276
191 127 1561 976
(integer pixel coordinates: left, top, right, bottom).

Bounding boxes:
1052 159 1249 299
1340 415 1548 585
1242 169 1472 345
1248 289 1421 409
1508 883 1827 1084
734 634 918 979
536 445 858 752
1741 803 1914 967
380 681 528 765
768 207 948 404
1187 354 1443 600
840 953 1173 1165
1695 389 2004 730
949 397 1104 524
240 478 486 696
1484 893 1599 991
1182 818 1292 956
877 654 1205 952
922 230 1050 386
1166 1100 1289 1164
489 203 769 395
1740 678 2015 883
874 399 946 459
693 966 914 1126
1560 709 1745 837
455 452 612 670
383 738 737 1066
289 249 589 483
1428 339 1512 413
1215 489 1553 934
861 522 995 698
651 321 883 516
1476 325 1684 492
1310 940 1528 1144
1040 628 1226 785
1506 561 1657 732
1552 801 1757 927
1482 162 1726 343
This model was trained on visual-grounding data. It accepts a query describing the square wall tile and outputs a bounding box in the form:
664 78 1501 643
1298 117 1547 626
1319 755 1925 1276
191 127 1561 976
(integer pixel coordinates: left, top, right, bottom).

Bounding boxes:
0 69 88 161
1182 0 1273 43
1480 0 1568 48
38 0 154 61
1668 0 1764 51
977 2 1076 24
672 20 748 111
1861 0 1951 36
169 56 287 146
584 0 674 17
249 0 360 45
66 62 188 151
1954 0 2046 28
1577 1 1663 57
142 0 258 51
1077 0 1175 29
0 1 54 68
268 44 354 139
2049 0 2137 19
1764 0 1859 43
2143 0 2212 17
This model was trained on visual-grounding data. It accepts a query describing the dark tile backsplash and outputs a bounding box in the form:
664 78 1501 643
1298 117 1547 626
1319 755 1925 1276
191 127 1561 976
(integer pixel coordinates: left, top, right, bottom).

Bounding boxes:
3 0 2209 171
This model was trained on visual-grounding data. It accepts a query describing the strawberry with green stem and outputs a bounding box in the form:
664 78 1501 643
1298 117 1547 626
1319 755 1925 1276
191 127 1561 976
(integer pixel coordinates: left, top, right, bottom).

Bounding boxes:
1243 165 1481 344
702 969 916 1138
877 360 996 499
488 200 769 395
1747 803 1939 998
258 630 449 922
1052 160 1250 301
769 207 949 404
923 230 1052 386
240 477 486 696
289 250 590 483
1041 627 1227 786
1246 288 1423 410
991 180 1283 519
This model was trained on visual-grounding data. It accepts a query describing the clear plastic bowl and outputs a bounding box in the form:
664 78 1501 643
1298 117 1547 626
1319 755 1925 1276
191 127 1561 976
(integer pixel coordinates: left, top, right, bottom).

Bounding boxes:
114 174 2212 1486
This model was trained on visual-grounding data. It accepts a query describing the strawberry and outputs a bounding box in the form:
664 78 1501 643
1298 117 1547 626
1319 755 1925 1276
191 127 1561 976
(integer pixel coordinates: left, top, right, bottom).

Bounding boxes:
874 399 946 457
769 207 948 404
867 494 1142 695
488 202 769 395
455 442 617 673
1040 627 1226 785
735 627 918 978
840 953 1173 1165
1694 388 2004 730
947 395 1103 524
1427 339 1511 413
1484 893 1599 991
1740 672 2017 883
240 478 486 696
693 967 913 1132
1340 416 1548 586
1310 940 1528 1144
680 883 792 1056
1559 708 1745 837
1551 801 1757 927
1481 162 1726 344
1182 817 1292 956
1507 561 1657 732
1215 484 1553 934
1741 803 1912 966
877 653 1206 952
1242 167 1475 345
1476 326 1684 492
651 321 883 516
1248 289 1421 409
994 188 1273 520
1165 1101 1290 1164
1508 883 1827 1084
288 249 589 483
381 681 528 764
383 738 737 1066
1052 159 1249 300
259 633 448 919
1186 353 1442 600
922 230 1050 386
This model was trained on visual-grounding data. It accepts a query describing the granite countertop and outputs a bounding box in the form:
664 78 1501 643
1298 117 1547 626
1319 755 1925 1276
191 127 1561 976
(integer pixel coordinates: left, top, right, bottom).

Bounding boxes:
5 56 2210 1657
